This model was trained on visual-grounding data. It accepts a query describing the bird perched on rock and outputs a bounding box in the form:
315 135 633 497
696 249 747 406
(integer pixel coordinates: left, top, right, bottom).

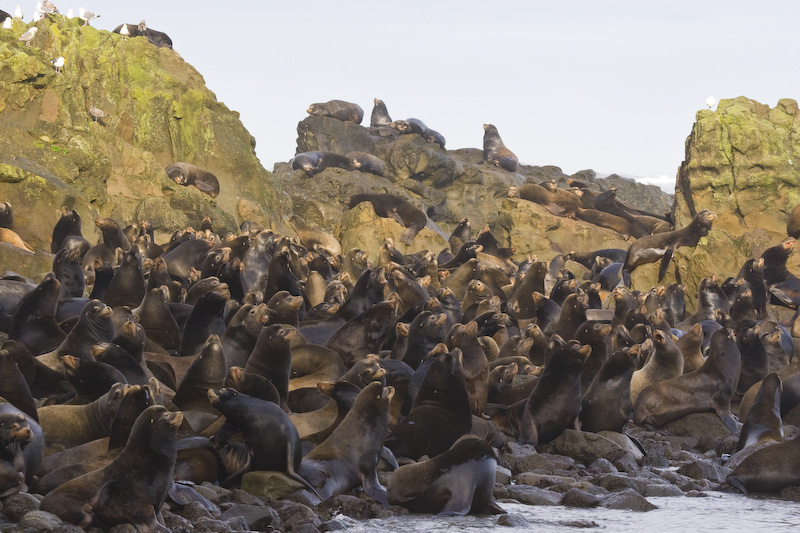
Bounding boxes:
17 26 37 46
119 24 129 39
51 56 64 73
36 1 57 15
13 5 22 19
89 105 108 122
2 17 11 29
66 8 73 18
138 19 146 33
43 0 58 13
78 7 98 26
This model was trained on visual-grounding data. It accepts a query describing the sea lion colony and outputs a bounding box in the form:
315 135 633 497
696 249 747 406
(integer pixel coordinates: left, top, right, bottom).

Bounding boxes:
1 19 799 523
0 183 799 527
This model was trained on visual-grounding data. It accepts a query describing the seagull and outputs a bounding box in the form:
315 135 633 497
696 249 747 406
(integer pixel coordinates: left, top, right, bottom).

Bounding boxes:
78 7 98 26
89 105 108 122
32 11 42 21
138 19 146 33
13 5 22 19
51 56 64 73
42 0 58 13
705 96 716 109
66 8 73 18
119 24 129 39
17 26 37 46
2 17 11 29
36 1 56 15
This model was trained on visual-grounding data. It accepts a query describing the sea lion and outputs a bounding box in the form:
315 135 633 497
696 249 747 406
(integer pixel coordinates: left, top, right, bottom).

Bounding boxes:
347 151 385 176
112 23 173 48
8 273 65 356
788 201 800 239
307 99 364 123
423 128 446 149
737 372 783 451
727 433 800 494
292 151 357 175
245 324 296 410
0 201 13 229
289 344 346 391
518 340 591 445
391 118 428 136
165 162 220 198
0 400 44 493
387 434 504 515
630 331 683 403
0 228 33 253
299 382 394 504
482 124 518 172
207 388 318 494
622 209 716 285
37 299 115 372
40 405 181 530
345 193 428 246
633 327 741 432
326 299 399 367
370 98 392 127
289 215 342 257
384 346 472 460
581 346 639 433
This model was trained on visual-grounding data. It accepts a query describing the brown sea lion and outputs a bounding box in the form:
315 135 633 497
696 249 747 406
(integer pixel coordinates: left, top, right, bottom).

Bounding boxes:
307 99 364 123
633 328 741 432
165 162 220 198
347 151 385 176
345 193 428 246
623 209 716 284
370 98 392 127
292 151 357 175
727 433 800 494
737 372 783 451
387 434 504 515
299 382 394 504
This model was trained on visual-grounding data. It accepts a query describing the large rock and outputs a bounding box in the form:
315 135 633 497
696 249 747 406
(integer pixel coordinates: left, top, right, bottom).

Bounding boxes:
0 17 290 252
670 97 800 295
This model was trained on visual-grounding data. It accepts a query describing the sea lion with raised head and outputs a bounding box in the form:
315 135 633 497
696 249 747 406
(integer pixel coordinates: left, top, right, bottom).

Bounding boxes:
483 124 518 172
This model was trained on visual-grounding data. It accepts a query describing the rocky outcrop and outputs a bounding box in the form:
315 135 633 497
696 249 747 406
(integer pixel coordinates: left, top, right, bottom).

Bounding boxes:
277 116 666 262
0 16 290 256
669 97 800 292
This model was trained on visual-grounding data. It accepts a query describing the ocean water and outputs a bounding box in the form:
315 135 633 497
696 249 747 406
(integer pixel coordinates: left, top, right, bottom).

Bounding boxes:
339 493 800 532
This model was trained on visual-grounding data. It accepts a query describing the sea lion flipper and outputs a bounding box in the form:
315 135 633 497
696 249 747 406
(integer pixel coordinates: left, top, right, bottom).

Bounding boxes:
168 481 214 510
399 228 416 246
380 446 399 469
543 204 566 216
658 248 674 281
437 485 475 516
359 471 388 506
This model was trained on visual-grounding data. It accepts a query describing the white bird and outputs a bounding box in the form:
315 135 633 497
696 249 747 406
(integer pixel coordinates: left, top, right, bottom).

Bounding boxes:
17 26 37 46
51 56 64 73
706 96 716 109
2 17 12 29
13 5 22 19
42 0 58 13
66 8 73 18
119 24 129 39
36 1 57 15
89 105 108 122
32 11 42 21
78 7 98 26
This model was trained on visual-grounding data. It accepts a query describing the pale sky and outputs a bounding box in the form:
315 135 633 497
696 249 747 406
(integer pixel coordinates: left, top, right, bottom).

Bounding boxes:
26 1 800 191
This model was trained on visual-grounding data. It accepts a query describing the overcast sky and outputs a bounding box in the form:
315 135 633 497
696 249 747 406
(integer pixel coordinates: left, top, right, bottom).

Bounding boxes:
25 1 799 191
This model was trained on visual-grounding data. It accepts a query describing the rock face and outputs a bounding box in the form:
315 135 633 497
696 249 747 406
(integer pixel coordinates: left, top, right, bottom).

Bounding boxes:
0 16 290 257
671 97 800 292
276 117 666 262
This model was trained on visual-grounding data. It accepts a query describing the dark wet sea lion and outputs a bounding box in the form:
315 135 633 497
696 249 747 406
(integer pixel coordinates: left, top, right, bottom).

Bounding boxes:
112 23 174 48
581 346 638 433
165 162 220 197
518 340 590 445
385 346 472 460
172 336 227 431
482 124 518 172
208 388 318 494
133 286 181 352
41 405 181 530
37 299 114 372
299 382 394 504
8 273 65 356
244 324 297 410
179 288 230 356
387 434 504 515
737 372 783 451
633 328 741 432
0 400 44 494
345 193 428 246
307 99 364 123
